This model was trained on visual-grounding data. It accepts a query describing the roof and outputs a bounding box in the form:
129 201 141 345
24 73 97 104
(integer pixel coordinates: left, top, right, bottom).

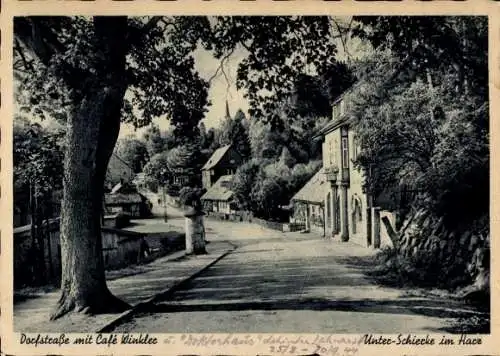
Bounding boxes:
202 145 232 170
110 181 137 194
110 153 133 169
291 168 328 204
201 175 234 201
105 192 144 205
314 115 352 139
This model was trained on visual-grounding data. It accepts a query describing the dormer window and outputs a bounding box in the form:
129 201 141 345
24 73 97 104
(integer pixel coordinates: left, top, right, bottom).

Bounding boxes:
333 102 341 120
333 99 347 121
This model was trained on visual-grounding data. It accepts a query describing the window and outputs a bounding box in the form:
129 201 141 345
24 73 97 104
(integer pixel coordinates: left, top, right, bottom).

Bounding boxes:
342 137 349 169
352 135 358 160
340 100 345 116
333 103 341 120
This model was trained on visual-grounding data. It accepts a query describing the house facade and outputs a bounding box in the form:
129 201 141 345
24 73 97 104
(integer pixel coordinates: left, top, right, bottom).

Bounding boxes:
299 86 394 248
201 145 243 190
290 168 328 235
201 175 237 215
166 167 197 197
105 182 152 218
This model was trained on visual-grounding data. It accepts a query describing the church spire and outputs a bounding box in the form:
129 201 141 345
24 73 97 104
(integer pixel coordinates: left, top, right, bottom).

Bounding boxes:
225 99 231 119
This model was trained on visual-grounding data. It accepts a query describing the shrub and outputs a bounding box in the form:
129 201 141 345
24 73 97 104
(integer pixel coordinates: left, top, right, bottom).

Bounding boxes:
179 186 206 208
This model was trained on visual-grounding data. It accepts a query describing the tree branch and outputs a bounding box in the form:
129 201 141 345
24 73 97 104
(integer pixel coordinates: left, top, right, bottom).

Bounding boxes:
14 38 34 71
208 47 235 86
14 17 66 66
331 18 353 59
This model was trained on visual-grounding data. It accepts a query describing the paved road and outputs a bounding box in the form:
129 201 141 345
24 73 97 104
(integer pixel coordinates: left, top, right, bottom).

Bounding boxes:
112 219 485 333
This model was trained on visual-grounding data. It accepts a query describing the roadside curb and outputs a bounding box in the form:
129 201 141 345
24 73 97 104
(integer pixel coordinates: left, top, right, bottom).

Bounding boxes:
97 242 237 333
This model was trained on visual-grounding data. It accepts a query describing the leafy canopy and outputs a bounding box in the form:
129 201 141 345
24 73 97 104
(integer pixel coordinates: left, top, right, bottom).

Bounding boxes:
14 16 213 133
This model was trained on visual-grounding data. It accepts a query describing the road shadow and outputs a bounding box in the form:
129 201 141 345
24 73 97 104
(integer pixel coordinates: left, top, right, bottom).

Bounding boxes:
142 248 489 334
144 297 488 322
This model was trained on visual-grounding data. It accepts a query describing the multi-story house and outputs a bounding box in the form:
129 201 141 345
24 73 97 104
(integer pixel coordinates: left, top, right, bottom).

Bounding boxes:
201 144 243 190
293 85 395 248
316 88 369 247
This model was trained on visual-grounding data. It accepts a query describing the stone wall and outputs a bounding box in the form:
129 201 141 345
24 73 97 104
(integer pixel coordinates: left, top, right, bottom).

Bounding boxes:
390 209 489 288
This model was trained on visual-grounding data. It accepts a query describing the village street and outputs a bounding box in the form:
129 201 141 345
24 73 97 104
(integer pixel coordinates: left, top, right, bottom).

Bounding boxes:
9 16 491 356
110 204 486 334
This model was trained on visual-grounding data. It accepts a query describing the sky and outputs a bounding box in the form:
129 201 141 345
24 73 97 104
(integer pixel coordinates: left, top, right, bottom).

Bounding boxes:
119 16 370 140
119 46 249 139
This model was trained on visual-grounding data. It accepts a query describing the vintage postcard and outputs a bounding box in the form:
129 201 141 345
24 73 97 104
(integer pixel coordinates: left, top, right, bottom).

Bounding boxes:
1 0 498 355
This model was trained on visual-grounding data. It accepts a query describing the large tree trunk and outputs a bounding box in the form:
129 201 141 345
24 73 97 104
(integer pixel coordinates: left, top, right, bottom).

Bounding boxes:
51 17 130 319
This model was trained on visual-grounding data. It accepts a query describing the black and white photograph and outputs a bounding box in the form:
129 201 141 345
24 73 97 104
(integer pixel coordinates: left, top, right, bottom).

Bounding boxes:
9 13 491 341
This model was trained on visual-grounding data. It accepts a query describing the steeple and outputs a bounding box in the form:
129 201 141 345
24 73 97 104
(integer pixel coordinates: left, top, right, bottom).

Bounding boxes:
225 100 231 119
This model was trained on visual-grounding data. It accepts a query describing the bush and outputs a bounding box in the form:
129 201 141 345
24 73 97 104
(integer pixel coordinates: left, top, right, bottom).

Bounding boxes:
231 158 321 221
231 159 262 211
370 244 474 290
179 186 206 208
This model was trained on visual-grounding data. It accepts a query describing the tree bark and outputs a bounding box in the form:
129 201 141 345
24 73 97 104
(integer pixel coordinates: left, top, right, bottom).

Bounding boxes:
51 17 130 319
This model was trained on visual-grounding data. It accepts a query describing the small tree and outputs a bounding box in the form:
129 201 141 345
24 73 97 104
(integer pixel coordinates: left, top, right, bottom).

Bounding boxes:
14 116 65 284
143 152 172 192
231 159 261 211
250 173 289 221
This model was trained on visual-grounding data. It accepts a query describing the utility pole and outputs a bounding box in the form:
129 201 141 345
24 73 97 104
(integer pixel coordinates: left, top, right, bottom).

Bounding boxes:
163 186 168 222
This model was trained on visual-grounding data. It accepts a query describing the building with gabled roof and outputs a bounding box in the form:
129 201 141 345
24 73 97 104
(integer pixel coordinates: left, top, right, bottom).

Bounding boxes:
291 78 396 248
290 168 328 234
106 152 135 189
105 181 152 218
201 144 243 190
201 175 237 215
